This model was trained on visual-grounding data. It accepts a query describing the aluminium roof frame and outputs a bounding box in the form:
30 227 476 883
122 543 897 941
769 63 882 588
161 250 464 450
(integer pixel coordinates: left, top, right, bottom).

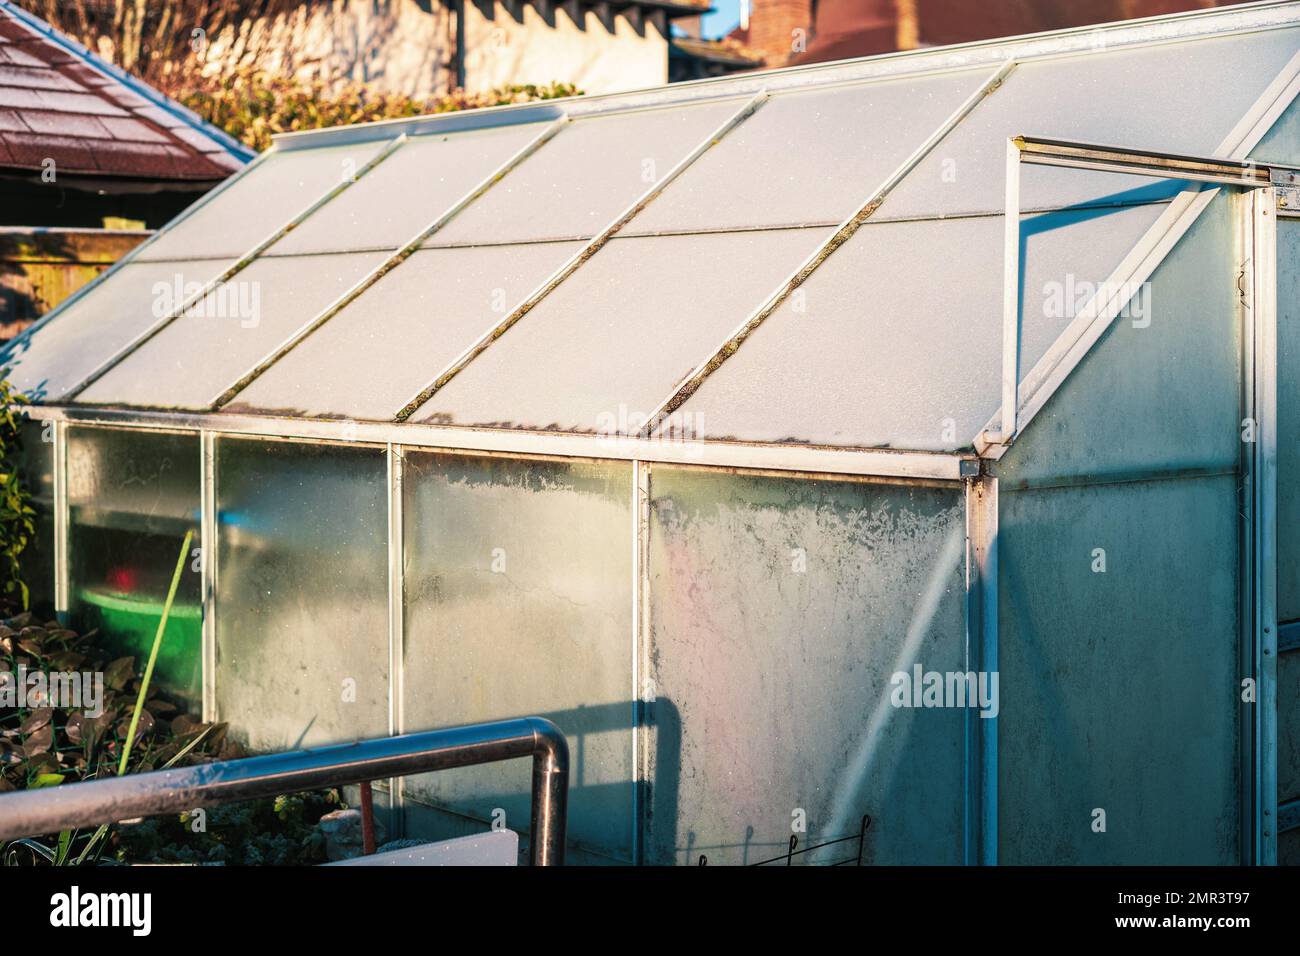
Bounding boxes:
7 1 1300 485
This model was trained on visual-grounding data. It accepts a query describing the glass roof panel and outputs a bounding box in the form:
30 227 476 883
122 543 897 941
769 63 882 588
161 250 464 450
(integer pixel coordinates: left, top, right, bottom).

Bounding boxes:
263 122 552 256
408 228 832 432
1 258 234 403
626 69 989 234
662 202 1168 451
425 99 748 246
134 140 394 261
76 253 387 410
227 241 587 420
877 27 1300 220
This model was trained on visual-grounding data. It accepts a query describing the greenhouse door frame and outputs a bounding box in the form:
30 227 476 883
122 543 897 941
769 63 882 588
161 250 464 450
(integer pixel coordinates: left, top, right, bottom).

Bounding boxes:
988 135 1296 865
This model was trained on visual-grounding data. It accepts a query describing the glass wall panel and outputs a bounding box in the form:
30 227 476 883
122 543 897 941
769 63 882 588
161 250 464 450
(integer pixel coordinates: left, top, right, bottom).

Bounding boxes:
1281 650 1300 813
402 451 633 863
215 437 388 751
646 466 967 865
67 427 201 707
14 417 54 617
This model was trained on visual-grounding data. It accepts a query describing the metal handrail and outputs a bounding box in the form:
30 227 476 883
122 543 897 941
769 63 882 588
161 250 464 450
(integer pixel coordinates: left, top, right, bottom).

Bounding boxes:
0 716 570 866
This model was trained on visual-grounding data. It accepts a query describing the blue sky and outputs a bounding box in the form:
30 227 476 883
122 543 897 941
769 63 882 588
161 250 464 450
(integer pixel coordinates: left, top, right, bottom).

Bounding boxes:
700 0 742 38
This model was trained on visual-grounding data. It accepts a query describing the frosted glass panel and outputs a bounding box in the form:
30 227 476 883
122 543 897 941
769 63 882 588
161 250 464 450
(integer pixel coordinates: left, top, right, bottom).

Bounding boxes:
427 100 746 245
228 242 584 420
1277 219 1300 622
135 140 395 261
879 28 1300 219
67 427 201 706
265 123 550 256
646 467 967 865
15 418 54 617
669 203 1164 451
215 437 387 751
629 69 987 234
79 253 387 410
411 228 830 431
3 258 233 403
402 451 633 862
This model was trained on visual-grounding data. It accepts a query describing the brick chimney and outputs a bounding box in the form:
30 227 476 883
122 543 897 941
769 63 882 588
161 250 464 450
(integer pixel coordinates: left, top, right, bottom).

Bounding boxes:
744 0 816 68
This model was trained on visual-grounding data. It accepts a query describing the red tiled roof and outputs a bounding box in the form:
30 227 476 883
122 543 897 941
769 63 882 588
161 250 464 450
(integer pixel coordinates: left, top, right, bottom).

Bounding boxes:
0 6 242 181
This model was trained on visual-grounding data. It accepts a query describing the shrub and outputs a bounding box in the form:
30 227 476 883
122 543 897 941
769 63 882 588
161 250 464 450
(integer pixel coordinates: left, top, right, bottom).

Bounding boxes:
0 378 32 616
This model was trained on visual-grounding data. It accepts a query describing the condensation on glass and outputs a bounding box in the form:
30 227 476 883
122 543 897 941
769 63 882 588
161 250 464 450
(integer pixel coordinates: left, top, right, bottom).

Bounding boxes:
228 242 586 421
410 228 832 432
2 258 234 403
133 140 395 262
78 253 388 410
214 437 388 751
66 426 201 706
401 451 633 863
644 465 967 865
665 202 1164 451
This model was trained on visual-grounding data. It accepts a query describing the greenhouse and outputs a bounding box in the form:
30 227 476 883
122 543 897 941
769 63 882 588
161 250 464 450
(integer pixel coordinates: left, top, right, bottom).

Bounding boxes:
4 0 1300 865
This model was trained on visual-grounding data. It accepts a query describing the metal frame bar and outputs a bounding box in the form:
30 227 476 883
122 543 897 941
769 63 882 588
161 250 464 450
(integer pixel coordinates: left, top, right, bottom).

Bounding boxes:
964 475 998 866
978 44 1300 457
386 442 406 836
51 419 67 620
1251 186 1280 866
638 59 1016 438
394 90 770 422
212 118 571 410
61 135 410 402
0 718 571 866
18 404 975 483
631 458 648 866
200 430 217 723
983 135 1300 448
1015 136 1295 187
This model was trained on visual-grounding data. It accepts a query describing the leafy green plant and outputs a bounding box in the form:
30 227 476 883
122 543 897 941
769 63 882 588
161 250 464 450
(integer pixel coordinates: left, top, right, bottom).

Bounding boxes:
0 378 33 615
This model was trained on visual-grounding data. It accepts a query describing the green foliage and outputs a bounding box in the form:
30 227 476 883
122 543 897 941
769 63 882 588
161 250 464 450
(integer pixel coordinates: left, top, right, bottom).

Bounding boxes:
0 379 32 615
13 1 583 153
111 789 338 866
0 612 237 865
177 68 580 152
